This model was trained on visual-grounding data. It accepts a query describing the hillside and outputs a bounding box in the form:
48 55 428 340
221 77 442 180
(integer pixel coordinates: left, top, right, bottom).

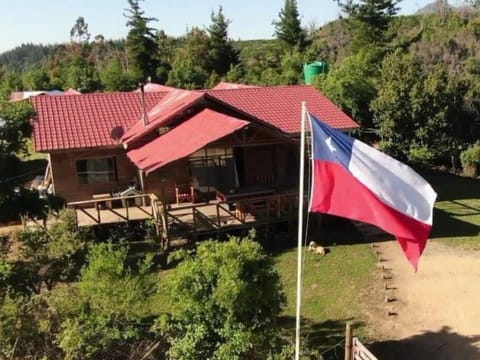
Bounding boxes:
0 43 55 70
417 0 453 15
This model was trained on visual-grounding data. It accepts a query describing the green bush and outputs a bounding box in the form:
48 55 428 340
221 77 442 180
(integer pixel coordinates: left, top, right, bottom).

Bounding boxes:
460 142 480 176
157 234 285 360
0 294 45 358
13 209 86 293
408 145 435 166
53 242 158 359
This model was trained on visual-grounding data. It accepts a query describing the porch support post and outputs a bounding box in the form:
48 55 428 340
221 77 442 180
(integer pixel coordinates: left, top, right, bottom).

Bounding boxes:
138 169 146 206
47 153 56 194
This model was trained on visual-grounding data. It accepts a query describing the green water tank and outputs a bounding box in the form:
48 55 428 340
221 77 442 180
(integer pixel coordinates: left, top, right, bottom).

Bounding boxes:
303 61 329 85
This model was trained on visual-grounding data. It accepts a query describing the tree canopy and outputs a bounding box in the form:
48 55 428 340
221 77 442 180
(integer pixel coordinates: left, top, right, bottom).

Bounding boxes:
336 0 400 49
70 17 91 43
207 6 239 76
273 0 306 49
0 100 33 156
124 0 159 81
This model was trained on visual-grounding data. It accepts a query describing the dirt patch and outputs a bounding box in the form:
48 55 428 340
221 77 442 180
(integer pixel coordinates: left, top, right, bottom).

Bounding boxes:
0 224 23 236
364 240 480 359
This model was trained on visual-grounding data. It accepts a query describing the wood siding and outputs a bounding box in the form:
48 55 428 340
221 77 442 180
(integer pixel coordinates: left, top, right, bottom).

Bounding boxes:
143 159 191 203
50 148 138 203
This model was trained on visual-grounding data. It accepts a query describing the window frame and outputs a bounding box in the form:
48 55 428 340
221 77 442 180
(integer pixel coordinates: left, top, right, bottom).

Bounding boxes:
75 157 118 185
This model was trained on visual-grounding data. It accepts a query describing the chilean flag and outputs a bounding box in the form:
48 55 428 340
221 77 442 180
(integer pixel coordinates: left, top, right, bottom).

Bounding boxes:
308 112 437 270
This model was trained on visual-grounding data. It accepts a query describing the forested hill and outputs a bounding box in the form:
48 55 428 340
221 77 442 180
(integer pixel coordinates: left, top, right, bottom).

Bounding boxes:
0 43 55 70
0 38 276 72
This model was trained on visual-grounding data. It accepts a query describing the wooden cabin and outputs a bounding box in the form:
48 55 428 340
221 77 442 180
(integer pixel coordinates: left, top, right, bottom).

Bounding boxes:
31 83 358 244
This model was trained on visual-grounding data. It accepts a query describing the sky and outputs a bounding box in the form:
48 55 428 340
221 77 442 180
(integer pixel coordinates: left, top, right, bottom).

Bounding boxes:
0 0 463 54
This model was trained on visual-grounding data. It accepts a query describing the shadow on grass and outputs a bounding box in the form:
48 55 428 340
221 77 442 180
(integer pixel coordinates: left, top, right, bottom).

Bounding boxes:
425 170 480 202
370 326 480 360
261 214 377 254
431 208 480 239
278 316 363 358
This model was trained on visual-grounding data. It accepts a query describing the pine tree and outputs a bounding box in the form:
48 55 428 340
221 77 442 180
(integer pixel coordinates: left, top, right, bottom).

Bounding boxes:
207 6 239 76
273 0 306 49
336 0 400 49
124 0 159 81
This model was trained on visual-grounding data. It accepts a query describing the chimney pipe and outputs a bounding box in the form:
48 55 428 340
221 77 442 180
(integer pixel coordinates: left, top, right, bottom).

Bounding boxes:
139 82 149 126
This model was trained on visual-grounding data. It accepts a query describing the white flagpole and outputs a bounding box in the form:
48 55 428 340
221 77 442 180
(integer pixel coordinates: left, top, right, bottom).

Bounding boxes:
295 101 307 360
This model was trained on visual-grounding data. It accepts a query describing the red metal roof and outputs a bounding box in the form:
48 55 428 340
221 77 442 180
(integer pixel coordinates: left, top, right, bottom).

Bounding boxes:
207 85 358 134
32 92 167 152
32 84 358 153
127 109 249 174
122 89 204 146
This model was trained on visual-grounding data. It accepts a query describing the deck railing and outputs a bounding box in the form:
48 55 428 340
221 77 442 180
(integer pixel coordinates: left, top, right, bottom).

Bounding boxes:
68 192 298 243
67 193 162 225
165 192 298 236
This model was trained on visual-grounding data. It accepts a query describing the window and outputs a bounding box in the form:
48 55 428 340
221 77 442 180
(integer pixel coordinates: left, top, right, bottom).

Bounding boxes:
189 147 236 189
76 157 117 185
189 147 233 168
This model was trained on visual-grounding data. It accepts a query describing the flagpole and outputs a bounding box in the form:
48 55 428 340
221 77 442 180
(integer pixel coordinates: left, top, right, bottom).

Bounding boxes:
295 101 307 360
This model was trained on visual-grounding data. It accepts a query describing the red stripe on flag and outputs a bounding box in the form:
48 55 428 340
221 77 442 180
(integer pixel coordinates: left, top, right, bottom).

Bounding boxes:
310 160 432 270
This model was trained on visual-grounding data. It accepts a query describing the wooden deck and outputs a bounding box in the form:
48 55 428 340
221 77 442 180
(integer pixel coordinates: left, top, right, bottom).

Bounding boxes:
67 192 298 243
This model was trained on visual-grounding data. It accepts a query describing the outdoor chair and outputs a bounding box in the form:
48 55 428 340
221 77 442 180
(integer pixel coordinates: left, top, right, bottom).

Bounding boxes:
175 182 195 205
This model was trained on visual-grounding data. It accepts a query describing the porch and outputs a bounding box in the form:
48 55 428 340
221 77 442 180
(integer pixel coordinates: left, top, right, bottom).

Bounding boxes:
67 191 298 245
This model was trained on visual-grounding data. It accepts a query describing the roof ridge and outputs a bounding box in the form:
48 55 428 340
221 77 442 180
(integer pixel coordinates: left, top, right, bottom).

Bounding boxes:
76 91 171 97
207 84 312 92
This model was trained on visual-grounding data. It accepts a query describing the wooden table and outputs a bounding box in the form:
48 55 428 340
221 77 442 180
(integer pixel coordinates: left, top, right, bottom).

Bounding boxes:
92 193 112 209
216 187 276 221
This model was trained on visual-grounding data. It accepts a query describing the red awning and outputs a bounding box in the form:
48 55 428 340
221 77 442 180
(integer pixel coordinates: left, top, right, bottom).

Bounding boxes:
127 109 249 174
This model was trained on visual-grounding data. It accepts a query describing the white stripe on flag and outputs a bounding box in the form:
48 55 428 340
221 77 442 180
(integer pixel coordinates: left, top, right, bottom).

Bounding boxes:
348 140 437 225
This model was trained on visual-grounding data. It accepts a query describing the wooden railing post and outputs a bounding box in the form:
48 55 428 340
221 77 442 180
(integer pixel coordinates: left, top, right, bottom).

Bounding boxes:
216 204 221 227
192 207 197 231
345 322 353 360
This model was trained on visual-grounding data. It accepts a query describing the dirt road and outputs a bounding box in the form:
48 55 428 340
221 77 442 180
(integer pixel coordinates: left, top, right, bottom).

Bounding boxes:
367 241 480 360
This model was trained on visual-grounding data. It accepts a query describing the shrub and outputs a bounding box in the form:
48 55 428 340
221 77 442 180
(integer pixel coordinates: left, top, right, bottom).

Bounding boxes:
53 242 158 359
0 294 45 358
157 234 286 360
13 209 86 293
460 142 480 176
408 145 435 167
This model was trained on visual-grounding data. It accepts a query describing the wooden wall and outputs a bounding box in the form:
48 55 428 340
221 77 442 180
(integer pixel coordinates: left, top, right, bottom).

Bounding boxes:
242 144 298 188
143 159 191 203
50 148 138 203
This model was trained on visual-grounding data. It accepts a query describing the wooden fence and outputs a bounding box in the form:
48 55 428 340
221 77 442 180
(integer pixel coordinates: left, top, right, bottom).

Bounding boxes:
345 322 378 360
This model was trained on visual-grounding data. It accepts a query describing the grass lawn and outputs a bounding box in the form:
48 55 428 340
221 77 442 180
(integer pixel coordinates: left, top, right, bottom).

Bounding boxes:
425 171 480 250
274 240 376 352
21 139 47 161
9 139 48 189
